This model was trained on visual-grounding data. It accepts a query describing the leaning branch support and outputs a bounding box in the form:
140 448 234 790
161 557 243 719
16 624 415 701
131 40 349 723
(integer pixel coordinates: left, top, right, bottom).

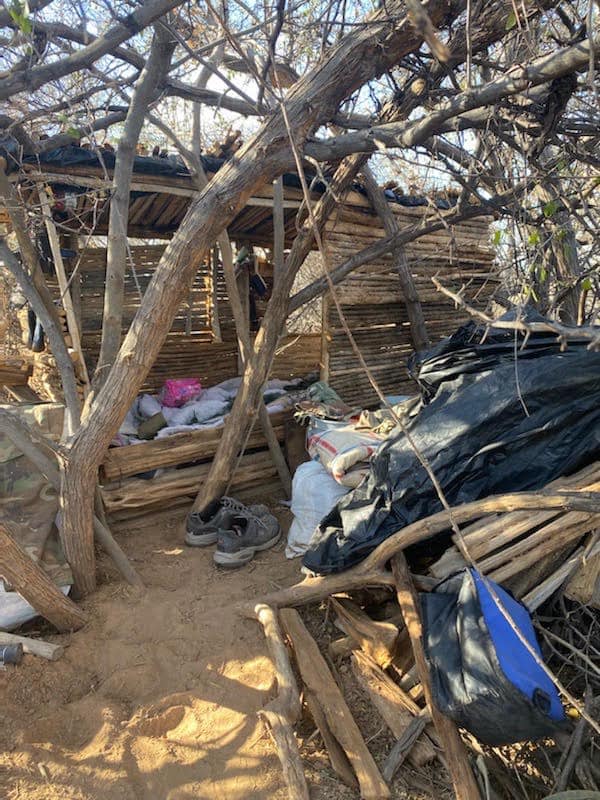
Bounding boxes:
0 520 87 631
246 490 600 611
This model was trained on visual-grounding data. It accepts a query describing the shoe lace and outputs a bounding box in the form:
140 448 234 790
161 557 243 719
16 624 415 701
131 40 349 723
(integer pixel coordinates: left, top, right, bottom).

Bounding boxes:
222 496 267 529
221 496 248 515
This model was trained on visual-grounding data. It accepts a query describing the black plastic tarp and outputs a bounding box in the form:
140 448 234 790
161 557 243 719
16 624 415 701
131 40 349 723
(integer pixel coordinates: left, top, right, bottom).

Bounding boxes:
2 142 456 209
303 312 600 575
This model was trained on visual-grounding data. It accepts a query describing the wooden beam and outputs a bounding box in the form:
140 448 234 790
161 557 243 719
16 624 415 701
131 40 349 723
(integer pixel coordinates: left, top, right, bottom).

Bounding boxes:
350 649 437 767
0 631 64 661
331 597 399 669
21 170 303 207
391 554 480 800
210 246 222 342
0 520 87 632
280 608 390 799
305 692 357 789
100 411 291 481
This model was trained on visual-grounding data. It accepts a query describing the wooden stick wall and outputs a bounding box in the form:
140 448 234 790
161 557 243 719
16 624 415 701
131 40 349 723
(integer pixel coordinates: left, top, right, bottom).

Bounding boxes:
321 201 497 406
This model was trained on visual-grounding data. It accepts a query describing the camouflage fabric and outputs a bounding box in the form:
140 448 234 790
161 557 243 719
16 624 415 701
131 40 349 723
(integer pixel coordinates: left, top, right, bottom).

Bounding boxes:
0 403 72 587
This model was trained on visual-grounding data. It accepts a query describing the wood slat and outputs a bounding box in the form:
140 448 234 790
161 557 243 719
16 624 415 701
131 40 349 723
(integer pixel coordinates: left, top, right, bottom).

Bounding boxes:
101 410 294 480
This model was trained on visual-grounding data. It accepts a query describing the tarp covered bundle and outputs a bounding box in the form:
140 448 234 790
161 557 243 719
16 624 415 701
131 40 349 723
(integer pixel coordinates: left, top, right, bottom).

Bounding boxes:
421 569 566 745
303 311 600 574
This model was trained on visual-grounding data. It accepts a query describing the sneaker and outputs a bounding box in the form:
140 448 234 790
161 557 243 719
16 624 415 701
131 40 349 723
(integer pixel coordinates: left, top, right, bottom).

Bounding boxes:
185 497 269 547
213 513 281 568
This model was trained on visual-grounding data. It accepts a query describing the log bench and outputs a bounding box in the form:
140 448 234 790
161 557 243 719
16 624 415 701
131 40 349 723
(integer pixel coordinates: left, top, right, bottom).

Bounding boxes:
99 409 295 521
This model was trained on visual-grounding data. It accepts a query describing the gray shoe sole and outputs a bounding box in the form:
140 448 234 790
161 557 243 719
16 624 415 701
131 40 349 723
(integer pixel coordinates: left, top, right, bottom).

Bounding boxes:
185 529 218 547
213 528 281 568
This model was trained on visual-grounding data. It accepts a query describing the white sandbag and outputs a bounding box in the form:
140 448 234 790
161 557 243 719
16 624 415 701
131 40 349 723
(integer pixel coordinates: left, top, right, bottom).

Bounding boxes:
216 377 242 393
200 386 231 404
162 405 197 426
0 583 71 631
188 398 230 423
286 460 349 558
155 418 226 438
119 399 141 436
307 420 381 486
138 394 162 419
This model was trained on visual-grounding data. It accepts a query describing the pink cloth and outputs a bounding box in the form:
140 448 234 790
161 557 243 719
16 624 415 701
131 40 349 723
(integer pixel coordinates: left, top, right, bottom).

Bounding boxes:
160 378 202 408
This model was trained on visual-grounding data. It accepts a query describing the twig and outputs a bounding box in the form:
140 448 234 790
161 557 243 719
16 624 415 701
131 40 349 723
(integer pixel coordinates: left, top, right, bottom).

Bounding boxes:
554 687 593 792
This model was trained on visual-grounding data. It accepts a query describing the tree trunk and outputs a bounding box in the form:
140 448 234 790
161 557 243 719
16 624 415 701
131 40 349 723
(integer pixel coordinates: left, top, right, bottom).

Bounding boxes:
63 0 451 593
95 27 176 390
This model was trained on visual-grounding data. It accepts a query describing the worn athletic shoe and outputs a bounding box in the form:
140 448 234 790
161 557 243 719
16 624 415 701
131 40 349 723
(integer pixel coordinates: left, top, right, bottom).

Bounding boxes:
185 497 269 547
213 512 281 568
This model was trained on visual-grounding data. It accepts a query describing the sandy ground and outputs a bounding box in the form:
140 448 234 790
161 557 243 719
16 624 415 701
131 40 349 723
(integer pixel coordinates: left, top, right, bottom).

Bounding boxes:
0 502 445 800
0 504 310 800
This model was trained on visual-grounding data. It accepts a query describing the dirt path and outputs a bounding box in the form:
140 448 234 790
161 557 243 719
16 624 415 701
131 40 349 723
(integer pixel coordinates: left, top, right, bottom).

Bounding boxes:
0 504 313 800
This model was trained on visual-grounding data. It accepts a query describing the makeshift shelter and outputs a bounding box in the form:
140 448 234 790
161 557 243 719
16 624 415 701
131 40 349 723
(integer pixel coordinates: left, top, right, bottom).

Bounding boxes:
1 145 496 521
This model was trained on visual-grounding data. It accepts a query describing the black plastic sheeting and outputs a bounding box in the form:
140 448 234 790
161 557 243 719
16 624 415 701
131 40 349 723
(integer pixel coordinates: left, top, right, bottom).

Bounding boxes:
2 142 455 209
303 311 600 575
24 145 223 179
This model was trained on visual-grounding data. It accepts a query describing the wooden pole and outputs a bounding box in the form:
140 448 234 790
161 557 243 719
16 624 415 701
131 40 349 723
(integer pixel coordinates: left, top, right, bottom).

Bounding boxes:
0 241 81 436
0 632 64 661
350 650 437 767
0 520 87 632
95 28 176 389
37 184 91 394
203 237 292 501
253 604 309 800
280 607 390 799
360 166 430 352
210 246 223 342
273 176 285 284
391 554 480 800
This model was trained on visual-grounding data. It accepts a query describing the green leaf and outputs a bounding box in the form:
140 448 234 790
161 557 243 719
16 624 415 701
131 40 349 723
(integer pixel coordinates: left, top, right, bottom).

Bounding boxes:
528 230 540 246
8 0 32 34
66 126 81 138
505 11 517 29
543 200 559 218
492 229 502 246
538 265 548 284
581 277 593 291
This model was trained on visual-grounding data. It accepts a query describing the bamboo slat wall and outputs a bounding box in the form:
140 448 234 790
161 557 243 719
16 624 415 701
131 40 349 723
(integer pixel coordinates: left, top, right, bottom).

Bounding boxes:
48 244 322 392
321 201 497 406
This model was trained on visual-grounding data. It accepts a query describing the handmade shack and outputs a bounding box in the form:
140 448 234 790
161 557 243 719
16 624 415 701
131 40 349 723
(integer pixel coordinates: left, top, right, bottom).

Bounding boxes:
1 146 496 520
